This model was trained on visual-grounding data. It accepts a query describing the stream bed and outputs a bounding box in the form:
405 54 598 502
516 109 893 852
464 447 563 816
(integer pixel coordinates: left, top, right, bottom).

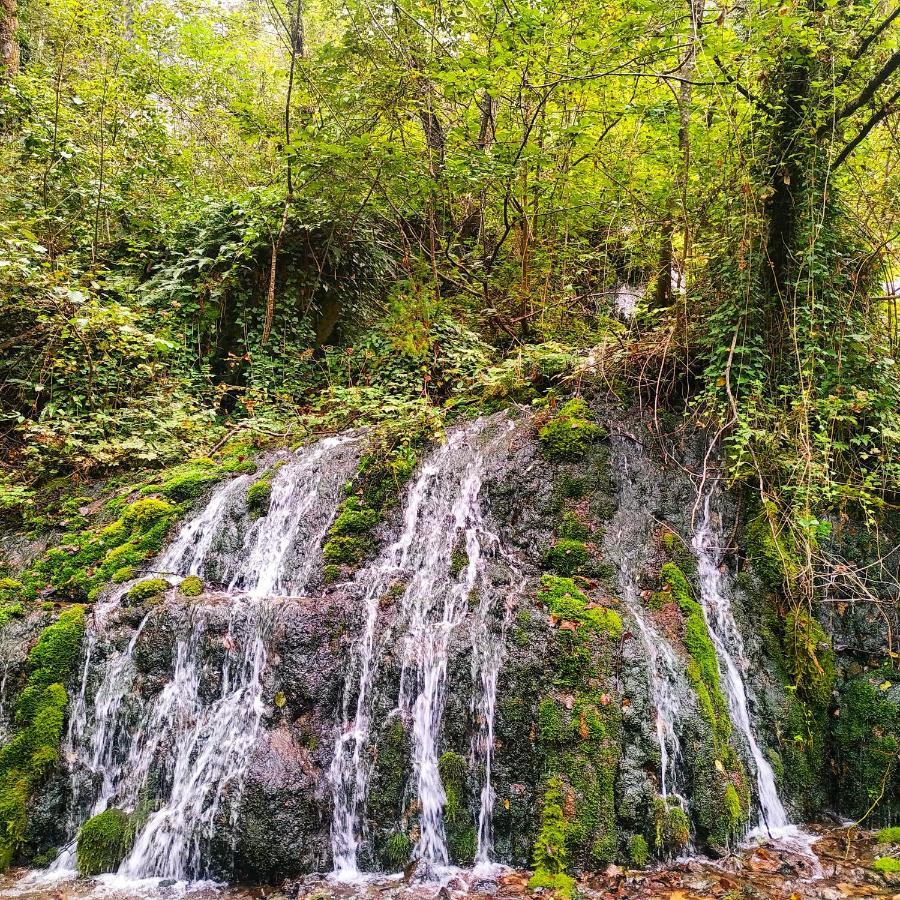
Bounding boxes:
1 828 897 900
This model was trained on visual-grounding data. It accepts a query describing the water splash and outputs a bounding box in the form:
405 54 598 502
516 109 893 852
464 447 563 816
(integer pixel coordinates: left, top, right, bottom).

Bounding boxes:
330 415 523 877
52 436 355 881
692 489 789 832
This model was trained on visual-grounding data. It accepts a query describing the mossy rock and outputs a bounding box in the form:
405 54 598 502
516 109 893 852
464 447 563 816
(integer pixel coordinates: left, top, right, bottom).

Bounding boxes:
76 808 133 875
783 606 836 710
538 399 605 462
127 578 169 604
178 575 204 597
246 478 272 519
323 534 372 566
150 460 220 503
628 833 649 867
877 827 900 844
544 539 590 577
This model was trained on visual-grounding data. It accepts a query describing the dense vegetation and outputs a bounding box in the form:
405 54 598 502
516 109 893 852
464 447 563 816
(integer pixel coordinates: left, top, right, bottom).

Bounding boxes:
0 0 897 880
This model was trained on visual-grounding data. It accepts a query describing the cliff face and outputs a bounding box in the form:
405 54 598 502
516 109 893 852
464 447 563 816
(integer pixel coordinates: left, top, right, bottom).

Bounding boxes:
0 406 897 885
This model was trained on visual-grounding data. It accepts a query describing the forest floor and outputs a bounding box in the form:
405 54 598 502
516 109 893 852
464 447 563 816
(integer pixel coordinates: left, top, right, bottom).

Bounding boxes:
0 826 897 900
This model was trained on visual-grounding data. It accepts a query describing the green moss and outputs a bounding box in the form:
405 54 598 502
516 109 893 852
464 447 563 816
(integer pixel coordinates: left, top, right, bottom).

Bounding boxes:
76 809 133 876
628 833 649 867
450 546 469 578
0 603 24 628
544 539 590 577
246 478 272 519
527 871 576 897
368 718 409 828
660 563 730 747
745 507 799 596
178 575 203 597
330 497 378 535
873 857 900 873
381 831 412 870
783 607 836 710
723 783 741 823
832 673 899 823
558 511 591 541
0 607 85 869
653 796 690 856
322 564 342 584
439 750 475 864
877 827 900 844
151 460 220 503
539 575 622 639
0 579 23 604
25 497 178 602
538 399 605 461
110 566 136 584
127 578 169 604
532 778 570 877
0 773 28 869
323 534 372 565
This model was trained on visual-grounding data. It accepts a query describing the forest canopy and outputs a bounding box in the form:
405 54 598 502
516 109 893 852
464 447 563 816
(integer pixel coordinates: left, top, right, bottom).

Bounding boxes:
1 0 898 551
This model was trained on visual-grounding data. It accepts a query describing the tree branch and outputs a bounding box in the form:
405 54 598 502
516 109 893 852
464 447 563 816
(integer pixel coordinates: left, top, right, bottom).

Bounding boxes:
712 55 773 114
832 87 900 170
829 49 900 128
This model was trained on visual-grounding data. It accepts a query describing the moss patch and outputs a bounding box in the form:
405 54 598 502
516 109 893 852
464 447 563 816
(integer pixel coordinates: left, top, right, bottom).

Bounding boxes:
538 399 605 462
246 478 272 519
832 673 899 823
178 575 203 597
126 577 169 604
873 857 900 874
877 827 900 844
25 497 178 602
0 606 85 869
628 833 649 867
76 808 133 876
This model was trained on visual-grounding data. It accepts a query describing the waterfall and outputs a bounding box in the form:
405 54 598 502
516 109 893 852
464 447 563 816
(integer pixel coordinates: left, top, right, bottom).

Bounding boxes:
51 435 358 882
329 415 523 878
608 437 690 801
692 489 790 833
159 435 360 596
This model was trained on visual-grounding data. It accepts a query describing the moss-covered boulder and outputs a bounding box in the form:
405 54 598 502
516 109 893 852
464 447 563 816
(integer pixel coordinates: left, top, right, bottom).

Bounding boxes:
76 808 132 875
538 399 605 462
246 478 272 519
126 577 169 604
178 575 204 597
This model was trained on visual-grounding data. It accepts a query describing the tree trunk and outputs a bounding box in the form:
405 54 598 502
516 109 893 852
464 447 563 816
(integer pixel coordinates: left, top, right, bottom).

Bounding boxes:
1 0 18 78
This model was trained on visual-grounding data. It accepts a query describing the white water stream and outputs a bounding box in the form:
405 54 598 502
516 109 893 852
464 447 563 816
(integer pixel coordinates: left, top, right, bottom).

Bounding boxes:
330 415 524 878
46 436 359 883
692 490 790 832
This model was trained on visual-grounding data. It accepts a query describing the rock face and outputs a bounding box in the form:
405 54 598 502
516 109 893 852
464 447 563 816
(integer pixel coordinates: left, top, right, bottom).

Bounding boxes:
7 407 899 883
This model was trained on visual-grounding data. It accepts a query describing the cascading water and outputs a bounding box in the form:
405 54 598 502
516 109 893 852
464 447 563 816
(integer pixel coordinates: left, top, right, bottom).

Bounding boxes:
50 435 359 883
160 435 359 597
692 489 789 832
608 435 690 802
329 415 524 878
